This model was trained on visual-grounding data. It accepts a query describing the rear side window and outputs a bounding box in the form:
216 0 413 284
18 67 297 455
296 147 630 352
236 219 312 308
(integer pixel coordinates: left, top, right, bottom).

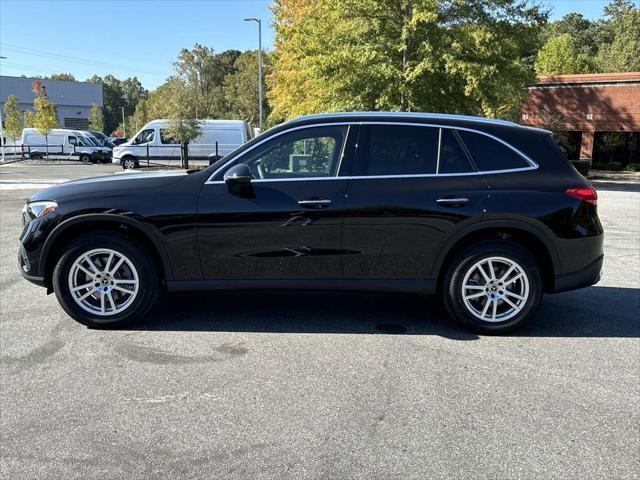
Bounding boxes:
458 130 529 171
160 129 178 144
439 130 475 174
355 125 439 176
199 128 243 147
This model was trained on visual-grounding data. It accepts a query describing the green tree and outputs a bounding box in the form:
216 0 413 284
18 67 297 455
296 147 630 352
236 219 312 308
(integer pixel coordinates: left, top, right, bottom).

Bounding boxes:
46 73 77 81
535 33 592 75
88 103 104 132
595 1 640 72
23 110 34 128
164 81 201 168
87 74 148 135
224 50 271 126
31 80 58 156
269 0 546 122
540 13 600 57
174 45 241 118
120 80 181 136
122 47 260 134
3 95 24 154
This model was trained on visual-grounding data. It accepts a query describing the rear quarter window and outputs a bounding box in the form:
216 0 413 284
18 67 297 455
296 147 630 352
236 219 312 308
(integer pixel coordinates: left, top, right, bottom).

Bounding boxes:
458 130 530 172
200 128 243 147
439 129 475 174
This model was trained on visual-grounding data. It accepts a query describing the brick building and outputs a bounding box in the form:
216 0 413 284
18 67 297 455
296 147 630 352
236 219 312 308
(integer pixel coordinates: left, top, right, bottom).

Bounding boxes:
521 72 640 165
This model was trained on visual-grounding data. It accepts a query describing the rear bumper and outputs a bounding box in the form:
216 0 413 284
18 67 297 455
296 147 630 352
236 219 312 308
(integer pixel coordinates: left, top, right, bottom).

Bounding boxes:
552 254 603 293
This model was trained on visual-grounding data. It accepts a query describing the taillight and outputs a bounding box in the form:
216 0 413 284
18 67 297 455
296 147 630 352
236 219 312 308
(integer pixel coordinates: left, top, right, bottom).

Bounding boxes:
566 187 597 206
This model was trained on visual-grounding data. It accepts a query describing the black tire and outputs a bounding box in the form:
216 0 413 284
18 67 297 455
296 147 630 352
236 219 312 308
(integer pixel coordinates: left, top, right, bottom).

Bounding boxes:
121 157 138 170
79 154 91 164
443 240 543 334
52 232 158 328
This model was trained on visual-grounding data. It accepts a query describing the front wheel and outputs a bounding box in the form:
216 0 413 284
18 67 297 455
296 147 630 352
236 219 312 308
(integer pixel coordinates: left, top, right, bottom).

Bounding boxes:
443 241 543 334
52 232 158 328
121 157 138 170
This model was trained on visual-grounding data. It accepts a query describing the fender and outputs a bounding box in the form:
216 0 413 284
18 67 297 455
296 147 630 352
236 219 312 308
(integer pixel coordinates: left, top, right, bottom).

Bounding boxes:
40 213 174 281
430 217 561 279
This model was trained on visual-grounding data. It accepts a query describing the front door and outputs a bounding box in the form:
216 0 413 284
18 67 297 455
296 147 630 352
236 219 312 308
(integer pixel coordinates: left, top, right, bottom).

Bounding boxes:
198 124 355 280
342 124 488 281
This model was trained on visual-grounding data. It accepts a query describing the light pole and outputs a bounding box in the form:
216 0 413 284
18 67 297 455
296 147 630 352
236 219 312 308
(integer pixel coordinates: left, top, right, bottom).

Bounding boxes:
120 106 126 137
244 17 263 131
0 55 6 162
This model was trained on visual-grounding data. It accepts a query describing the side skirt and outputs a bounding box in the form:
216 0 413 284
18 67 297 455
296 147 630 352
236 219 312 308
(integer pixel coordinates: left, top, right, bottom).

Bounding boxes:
165 279 437 295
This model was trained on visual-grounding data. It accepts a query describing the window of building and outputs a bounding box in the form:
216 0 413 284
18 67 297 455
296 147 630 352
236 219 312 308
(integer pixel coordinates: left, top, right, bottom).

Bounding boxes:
457 130 530 171
354 125 439 176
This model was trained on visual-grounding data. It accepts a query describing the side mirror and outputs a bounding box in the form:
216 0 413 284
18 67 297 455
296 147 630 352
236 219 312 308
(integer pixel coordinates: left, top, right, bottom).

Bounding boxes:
224 164 252 185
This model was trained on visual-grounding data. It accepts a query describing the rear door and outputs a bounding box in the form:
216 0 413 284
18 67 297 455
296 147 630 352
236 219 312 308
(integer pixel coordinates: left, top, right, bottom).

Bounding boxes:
342 124 488 281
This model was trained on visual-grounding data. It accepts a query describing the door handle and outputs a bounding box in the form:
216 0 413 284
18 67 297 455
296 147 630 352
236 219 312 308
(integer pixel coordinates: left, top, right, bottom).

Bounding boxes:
298 199 332 209
436 197 469 207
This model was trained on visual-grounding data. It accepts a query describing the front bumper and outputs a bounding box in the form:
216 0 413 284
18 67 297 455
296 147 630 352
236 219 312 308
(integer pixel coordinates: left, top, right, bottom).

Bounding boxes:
19 243 46 287
18 213 60 288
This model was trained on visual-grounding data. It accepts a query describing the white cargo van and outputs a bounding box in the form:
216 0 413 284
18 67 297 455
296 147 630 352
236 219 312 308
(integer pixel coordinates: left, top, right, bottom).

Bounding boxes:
20 128 104 163
112 119 252 169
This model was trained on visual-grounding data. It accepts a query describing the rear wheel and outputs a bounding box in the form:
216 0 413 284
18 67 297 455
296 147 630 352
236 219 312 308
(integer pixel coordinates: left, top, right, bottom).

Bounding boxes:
122 157 138 170
52 232 158 328
443 241 543 334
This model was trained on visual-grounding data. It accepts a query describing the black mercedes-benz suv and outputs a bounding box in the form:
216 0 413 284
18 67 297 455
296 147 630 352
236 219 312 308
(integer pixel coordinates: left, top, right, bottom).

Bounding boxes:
19 112 603 333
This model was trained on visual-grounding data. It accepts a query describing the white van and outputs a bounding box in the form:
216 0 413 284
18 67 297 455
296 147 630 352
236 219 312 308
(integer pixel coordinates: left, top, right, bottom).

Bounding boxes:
112 119 252 169
20 128 105 163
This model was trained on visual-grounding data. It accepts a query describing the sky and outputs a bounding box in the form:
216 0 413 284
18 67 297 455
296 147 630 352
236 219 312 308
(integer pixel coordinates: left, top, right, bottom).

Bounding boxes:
0 0 630 90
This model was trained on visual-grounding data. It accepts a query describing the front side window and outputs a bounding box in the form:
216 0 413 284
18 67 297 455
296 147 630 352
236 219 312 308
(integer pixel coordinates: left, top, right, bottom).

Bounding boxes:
354 125 439 176
457 130 530 171
232 125 347 180
135 129 155 144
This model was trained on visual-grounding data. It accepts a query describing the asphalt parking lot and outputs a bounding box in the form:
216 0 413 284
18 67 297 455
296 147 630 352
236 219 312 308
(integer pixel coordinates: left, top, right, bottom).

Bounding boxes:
1 163 638 479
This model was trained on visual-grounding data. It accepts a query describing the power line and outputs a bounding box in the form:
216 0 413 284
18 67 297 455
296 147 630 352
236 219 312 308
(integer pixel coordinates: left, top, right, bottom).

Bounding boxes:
1 61 64 74
0 42 167 75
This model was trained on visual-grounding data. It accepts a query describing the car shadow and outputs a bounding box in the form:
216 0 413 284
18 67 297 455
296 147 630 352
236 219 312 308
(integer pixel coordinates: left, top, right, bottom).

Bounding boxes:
129 285 640 339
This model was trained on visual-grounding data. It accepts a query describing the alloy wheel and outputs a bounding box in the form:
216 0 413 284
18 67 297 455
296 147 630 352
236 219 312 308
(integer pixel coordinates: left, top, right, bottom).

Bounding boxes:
461 256 529 323
67 248 139 316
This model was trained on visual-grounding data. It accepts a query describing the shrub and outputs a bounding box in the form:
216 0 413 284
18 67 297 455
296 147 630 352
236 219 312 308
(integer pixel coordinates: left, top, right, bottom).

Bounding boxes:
605 162 623 171
570 160 589 176
591 162 608 170
626 163 640 172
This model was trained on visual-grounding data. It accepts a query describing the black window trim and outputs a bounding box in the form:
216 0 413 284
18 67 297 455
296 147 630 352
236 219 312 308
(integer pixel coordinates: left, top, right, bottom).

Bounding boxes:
205 121 538 184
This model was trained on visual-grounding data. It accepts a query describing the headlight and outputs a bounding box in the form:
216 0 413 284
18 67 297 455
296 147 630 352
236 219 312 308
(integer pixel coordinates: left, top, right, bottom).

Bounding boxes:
23 201 58 222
